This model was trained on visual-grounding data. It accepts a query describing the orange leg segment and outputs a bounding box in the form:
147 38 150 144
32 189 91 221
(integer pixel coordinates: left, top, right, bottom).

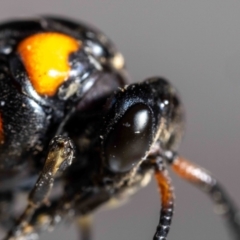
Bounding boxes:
171 156 240 240
153 166 174 240
171 156 213 186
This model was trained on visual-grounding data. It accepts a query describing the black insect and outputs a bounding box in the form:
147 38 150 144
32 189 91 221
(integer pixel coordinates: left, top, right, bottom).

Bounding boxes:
0 16 239 240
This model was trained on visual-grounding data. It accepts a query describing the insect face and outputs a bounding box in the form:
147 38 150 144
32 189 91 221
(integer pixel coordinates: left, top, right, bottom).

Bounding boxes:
0 17 239 240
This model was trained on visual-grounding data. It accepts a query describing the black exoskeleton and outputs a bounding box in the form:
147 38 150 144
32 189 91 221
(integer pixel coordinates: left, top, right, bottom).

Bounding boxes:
0 17 239 240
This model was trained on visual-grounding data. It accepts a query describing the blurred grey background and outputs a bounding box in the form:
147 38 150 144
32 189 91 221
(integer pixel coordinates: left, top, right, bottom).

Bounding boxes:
1 1 240 239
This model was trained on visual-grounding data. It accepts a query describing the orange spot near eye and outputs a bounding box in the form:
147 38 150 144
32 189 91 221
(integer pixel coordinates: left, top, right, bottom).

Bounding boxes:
0 114 4 144
18 32 80 96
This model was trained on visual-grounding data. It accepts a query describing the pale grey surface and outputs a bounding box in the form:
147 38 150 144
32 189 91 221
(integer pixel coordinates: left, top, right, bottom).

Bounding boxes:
1 1 240 240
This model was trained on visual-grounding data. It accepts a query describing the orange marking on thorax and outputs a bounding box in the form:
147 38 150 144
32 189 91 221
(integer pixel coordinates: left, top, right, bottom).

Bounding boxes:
0 114 4 144
18 32 80 96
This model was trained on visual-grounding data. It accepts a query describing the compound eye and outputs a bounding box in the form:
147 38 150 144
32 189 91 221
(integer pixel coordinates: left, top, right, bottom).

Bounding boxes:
104 104 153 172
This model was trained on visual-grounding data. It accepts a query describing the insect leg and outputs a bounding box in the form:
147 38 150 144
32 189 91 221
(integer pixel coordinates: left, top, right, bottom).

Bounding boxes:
76 215 93 240
150 158 174 240
6 192 107 240
0 200 61 240
171 156 240 240
4 136 74 240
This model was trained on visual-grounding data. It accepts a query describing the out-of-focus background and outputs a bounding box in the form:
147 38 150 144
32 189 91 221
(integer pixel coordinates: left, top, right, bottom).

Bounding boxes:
1 1 240 240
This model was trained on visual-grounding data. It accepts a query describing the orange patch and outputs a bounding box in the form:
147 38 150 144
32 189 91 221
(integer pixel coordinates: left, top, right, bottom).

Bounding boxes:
18 32 80 96
0 114 4 144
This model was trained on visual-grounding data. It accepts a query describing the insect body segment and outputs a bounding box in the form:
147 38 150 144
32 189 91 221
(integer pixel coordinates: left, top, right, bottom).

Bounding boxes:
0 17 127 169
0 17 239 240
0 73 47 167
